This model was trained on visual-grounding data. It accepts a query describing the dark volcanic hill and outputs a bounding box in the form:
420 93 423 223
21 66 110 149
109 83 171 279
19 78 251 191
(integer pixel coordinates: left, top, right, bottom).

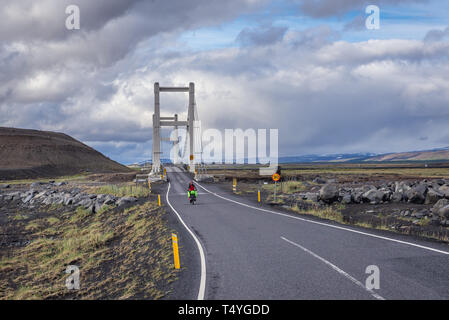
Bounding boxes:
0 127 132 180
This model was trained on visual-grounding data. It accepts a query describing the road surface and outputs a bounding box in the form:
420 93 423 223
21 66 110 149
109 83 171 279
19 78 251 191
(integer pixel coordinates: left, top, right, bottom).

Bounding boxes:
165 167 449 300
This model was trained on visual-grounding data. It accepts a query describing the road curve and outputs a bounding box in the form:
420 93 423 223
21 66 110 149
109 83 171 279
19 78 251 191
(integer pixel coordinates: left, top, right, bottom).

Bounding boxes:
165 167 449 300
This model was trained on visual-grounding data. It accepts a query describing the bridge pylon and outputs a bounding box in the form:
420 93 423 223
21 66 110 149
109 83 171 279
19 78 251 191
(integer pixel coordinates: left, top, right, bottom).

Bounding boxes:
151 82 199 174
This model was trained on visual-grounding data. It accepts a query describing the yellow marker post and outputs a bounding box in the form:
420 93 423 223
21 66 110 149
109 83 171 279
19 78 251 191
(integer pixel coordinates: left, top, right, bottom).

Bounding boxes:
171 233 180 269
158 194 161 207
233 177 237 193
148 179 152 194
258 190 261 203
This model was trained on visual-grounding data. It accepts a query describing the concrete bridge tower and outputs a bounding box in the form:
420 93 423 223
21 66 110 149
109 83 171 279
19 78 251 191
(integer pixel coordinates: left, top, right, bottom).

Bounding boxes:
151 82 198 174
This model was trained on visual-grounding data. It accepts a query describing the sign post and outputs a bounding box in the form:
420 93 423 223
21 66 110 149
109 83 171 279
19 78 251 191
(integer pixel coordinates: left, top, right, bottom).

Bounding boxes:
275 181 277 201
272 173 280 202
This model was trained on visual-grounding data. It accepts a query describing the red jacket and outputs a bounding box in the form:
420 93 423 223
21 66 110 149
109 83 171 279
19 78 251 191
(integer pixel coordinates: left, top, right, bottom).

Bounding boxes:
188 184 196 191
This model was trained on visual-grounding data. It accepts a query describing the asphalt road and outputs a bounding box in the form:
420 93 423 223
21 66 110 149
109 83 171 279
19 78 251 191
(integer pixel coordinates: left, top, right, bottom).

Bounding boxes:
165 167 449 300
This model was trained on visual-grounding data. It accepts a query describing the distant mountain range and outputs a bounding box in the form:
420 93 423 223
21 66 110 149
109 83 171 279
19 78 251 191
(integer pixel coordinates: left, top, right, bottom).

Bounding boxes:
366 147 449 162
278 147 449 163
129 147 449 166
278 153 377 163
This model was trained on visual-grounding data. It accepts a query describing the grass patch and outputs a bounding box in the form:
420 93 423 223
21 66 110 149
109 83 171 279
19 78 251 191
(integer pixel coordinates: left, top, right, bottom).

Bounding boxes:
89 184 149 198
25 221 42 232
265 194 287 204
263 181 309 194
12 213 29 221
46 217 60 225
0 201 177 300
396 216 431 227
291 205 345 224
69 207 91 224
48 203 64 211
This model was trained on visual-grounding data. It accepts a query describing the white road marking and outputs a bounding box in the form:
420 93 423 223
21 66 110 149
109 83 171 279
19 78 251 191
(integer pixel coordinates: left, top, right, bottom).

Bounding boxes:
196 182 449 256
166 182 207 300
281 236 385 300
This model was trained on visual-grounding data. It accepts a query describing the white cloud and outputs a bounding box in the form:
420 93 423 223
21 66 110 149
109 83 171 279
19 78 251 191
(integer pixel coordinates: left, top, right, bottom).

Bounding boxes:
1 1 449 163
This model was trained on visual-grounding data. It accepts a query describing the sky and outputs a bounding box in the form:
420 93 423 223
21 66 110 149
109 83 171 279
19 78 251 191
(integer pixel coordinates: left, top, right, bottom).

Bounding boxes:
1 0 449 164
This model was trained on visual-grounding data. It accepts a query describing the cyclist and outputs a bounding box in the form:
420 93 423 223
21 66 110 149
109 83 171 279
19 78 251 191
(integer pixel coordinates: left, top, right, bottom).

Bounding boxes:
188 181 197 201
